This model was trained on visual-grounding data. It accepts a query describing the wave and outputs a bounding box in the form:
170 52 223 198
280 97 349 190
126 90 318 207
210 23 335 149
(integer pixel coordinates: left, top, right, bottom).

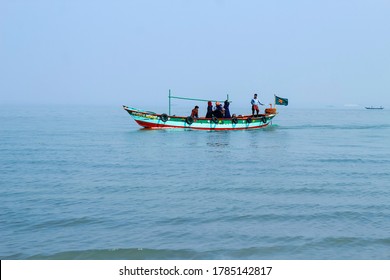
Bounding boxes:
26 248 203 260
28 217 99 230
2 236 389 260
0 247 322 260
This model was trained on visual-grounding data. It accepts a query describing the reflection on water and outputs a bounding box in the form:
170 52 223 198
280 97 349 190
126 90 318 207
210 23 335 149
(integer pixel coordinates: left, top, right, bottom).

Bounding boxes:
206 131 231 149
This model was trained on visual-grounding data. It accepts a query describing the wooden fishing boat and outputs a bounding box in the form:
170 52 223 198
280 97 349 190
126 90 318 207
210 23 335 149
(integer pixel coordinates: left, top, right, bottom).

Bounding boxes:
123 105 276 130
123 92 285 130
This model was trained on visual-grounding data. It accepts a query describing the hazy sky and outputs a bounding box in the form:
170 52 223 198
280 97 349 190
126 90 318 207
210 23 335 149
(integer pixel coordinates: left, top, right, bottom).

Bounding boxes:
1 0 390 108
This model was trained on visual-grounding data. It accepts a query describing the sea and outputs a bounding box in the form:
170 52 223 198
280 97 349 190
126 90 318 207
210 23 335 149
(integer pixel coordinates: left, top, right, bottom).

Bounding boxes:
1 105 390 260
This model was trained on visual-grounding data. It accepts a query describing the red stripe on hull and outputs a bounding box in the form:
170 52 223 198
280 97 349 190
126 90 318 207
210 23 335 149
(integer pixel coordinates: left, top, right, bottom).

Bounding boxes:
135 120 268 130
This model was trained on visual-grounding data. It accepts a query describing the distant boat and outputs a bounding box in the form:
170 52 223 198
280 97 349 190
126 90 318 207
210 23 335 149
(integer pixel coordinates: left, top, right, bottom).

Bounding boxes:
365 106 384 110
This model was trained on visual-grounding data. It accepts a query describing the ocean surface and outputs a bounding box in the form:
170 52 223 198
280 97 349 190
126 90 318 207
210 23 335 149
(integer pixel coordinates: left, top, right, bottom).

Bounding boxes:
1 105 390 260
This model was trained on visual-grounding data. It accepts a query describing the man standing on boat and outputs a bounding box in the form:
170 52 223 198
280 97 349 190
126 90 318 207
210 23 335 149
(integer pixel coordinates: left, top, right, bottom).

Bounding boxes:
223 100 231 118
251 93 264 117
206 101 213 118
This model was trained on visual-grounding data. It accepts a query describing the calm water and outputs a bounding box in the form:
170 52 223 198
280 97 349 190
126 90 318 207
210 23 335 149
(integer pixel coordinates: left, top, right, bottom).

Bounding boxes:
1 105 390 259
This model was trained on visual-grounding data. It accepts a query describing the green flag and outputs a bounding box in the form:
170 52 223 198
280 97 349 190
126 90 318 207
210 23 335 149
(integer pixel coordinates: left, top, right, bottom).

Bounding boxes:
275 95 288 106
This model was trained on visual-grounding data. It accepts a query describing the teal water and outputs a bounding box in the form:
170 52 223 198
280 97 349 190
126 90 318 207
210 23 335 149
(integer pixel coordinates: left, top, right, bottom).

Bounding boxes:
1 105 390 259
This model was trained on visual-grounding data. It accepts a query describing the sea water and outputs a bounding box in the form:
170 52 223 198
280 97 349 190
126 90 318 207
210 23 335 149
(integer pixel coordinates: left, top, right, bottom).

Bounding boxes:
1 105 390 259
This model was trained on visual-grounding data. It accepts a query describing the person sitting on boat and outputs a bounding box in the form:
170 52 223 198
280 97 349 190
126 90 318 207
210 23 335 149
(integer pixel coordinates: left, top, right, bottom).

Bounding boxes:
205 101 213 118
191 106 199 119
213 102 224 118
251 93 264 117
223 100 231 118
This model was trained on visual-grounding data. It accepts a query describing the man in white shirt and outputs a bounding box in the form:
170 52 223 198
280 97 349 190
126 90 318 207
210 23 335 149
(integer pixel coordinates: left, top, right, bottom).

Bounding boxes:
251 93 264 117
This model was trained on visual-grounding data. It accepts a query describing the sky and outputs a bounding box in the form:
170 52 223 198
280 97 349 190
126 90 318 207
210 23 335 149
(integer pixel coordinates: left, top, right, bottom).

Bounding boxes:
1 0 390 109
